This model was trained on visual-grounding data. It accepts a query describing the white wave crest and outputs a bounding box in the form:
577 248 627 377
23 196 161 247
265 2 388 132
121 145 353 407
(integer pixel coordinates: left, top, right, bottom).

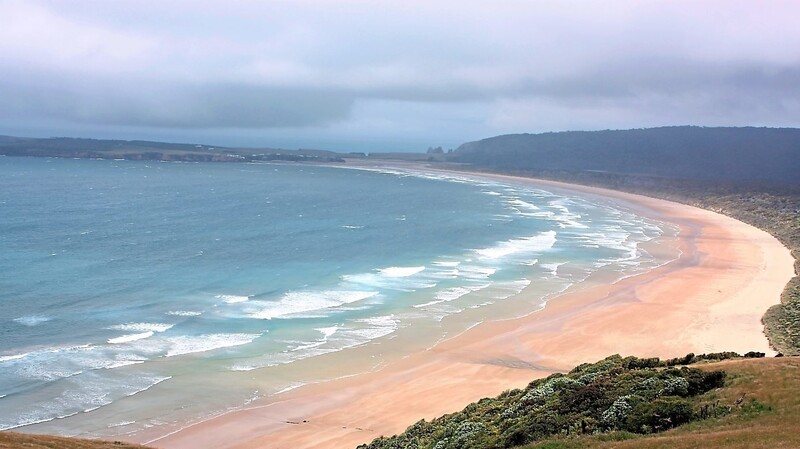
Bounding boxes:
216 294 251 304
432 261 461 267
166 310 202 317
108 420 137 428
378 266 425 277
164 333 260 357
506 198 540 211
457 265 497 279
475 231 557 260
248 290 377 320
289 326 341 352
343 315 398 341
342 265 436 292
107 332 153 344
13 316 51 326
108 323 174 333
0 352 30 363
540 262 566 276
103 360 145 369
317 325 341 339
491 279 532 300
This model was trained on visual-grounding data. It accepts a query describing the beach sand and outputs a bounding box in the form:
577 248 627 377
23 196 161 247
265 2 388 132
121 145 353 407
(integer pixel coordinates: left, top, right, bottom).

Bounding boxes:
149 171 795 449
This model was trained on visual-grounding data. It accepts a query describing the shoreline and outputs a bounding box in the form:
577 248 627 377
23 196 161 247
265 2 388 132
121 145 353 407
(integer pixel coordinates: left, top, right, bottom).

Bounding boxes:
148 167 795 449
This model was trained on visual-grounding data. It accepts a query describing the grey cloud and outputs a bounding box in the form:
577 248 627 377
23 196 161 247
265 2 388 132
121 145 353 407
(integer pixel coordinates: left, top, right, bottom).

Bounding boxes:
493 60 800 121
3 1 800 149
0 75 354 128
504 59 798 98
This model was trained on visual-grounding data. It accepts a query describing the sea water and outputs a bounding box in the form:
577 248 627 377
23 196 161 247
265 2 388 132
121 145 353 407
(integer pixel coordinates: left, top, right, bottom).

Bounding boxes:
0 157 677 439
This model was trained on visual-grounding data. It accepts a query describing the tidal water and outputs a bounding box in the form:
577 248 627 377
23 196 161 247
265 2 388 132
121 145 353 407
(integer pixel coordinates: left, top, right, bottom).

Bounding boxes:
0 156 675 439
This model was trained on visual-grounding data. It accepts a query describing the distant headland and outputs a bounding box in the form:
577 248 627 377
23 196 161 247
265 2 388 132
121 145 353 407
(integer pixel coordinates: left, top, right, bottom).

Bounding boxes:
3 126 799 184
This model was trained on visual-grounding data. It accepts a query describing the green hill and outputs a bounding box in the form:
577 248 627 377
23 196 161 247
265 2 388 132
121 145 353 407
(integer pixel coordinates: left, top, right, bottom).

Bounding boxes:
449 126 800 185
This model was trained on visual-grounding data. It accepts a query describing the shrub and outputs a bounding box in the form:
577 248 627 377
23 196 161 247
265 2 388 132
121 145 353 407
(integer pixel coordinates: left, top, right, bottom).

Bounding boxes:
358 354 725 449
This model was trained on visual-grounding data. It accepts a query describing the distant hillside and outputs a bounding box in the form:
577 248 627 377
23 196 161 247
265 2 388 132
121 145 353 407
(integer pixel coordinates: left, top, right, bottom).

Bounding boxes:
449 127 800 185
0 136 346 163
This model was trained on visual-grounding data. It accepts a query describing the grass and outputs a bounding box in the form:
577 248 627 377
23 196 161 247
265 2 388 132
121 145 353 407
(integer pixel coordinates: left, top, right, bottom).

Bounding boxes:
0 432 152 449
522 357 800 449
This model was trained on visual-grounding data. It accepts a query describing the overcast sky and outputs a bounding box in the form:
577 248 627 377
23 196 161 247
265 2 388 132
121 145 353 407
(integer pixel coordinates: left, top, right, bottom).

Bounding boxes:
1 0 799 152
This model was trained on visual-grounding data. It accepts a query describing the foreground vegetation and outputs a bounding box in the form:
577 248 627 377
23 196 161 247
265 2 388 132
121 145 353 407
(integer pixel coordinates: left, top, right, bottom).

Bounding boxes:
521 356 800 449
358 354 743 449
357 354 799 449
0 432 150 449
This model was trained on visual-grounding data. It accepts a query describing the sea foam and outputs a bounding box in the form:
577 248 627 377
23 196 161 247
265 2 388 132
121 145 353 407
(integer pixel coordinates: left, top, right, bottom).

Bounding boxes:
108 323 174 333
414 284 491 308
379 266 426 277
13 315 51 326
342 315 398 341
248 290 378 320
166 310 202 317
216 294 251 304
0 373 172 431
108 332 154 344
164 334 260 357
475 231 557 260
342 266 435 292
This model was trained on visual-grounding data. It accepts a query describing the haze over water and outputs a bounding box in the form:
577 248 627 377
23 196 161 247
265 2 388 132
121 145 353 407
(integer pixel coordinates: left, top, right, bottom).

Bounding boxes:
0 157 675 439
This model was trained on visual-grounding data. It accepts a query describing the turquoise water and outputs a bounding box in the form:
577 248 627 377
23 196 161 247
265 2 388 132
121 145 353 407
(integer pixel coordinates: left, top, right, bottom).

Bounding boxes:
0 157 673 439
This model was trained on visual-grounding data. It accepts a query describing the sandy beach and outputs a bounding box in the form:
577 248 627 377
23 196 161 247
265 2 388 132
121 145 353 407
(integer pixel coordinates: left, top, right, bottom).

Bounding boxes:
149 170 795 449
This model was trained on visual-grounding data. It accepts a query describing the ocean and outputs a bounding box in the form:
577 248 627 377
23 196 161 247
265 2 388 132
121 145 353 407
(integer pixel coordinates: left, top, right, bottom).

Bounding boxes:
0 157 677 440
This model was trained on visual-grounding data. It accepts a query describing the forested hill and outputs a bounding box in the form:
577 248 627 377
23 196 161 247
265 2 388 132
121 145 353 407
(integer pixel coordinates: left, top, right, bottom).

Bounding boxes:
449 127 800 185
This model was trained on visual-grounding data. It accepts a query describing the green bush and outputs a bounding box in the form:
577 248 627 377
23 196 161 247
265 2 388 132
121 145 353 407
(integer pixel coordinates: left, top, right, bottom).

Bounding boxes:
626 397 694 432
358 354 727 449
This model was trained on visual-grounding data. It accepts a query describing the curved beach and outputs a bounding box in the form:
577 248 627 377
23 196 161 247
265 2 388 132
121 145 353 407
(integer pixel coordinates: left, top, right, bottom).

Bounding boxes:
150 172 795 449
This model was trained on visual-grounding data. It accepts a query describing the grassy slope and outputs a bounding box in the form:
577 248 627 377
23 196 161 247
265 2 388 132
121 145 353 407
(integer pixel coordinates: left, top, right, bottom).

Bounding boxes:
524 357 800 449
0 432 152 449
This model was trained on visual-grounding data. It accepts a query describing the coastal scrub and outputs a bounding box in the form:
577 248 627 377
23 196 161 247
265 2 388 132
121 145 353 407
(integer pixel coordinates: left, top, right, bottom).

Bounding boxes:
357 354 727 449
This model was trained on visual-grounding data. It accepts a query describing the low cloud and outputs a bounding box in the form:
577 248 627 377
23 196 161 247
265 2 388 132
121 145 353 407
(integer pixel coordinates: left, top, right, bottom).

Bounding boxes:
0 75 354 128
2 0 799 148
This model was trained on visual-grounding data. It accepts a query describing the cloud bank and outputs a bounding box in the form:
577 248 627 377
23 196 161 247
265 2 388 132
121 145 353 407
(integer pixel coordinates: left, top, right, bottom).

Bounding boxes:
2 0 799 150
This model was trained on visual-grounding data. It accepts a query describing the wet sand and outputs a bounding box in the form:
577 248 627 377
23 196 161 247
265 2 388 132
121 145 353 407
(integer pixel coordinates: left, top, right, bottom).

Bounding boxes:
149 170 794 449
